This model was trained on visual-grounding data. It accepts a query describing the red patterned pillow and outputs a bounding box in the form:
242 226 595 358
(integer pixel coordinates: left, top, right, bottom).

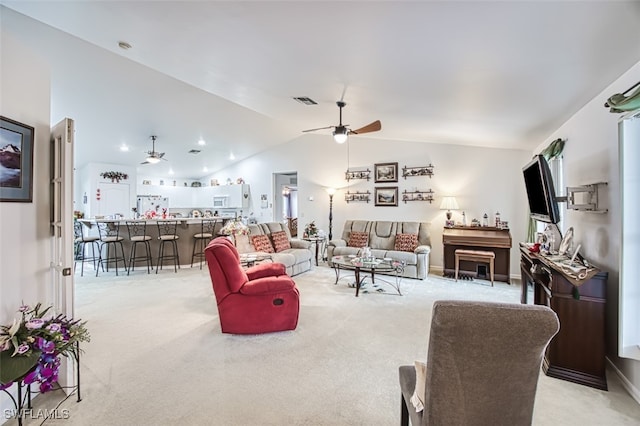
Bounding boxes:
348 231 369 248
251 234 274 253
395 233 418 252
271 231 291 252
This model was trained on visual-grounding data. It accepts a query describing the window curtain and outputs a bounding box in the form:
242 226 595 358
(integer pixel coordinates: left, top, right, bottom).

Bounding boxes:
605 81 640 113
526 138 565 242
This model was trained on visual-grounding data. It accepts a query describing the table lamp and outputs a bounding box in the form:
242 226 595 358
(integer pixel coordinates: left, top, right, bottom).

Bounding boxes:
440 196 459 227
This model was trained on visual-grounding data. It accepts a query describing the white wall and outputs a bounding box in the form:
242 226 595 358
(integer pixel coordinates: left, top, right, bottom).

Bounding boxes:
0 31 52 417
533 60 640 398
205 134 531 278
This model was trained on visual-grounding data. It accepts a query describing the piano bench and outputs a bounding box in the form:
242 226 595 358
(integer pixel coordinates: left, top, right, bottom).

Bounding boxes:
455 249 495 286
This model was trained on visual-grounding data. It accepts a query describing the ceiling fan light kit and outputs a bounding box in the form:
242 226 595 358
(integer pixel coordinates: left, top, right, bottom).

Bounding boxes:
303 101 381 143
141 135 167 165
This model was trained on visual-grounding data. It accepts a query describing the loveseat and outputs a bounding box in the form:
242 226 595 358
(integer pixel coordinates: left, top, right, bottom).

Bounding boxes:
233 222 313 276
327 220 431 279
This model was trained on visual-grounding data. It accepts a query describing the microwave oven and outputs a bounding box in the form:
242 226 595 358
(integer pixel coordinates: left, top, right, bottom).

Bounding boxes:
213 196 228 208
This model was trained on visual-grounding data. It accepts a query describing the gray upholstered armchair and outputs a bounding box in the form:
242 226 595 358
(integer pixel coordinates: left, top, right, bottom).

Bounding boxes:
399 300 559 426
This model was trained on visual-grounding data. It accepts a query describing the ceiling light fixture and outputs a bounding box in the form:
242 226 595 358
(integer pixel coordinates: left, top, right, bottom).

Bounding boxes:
119 144 129 152
168 169 174 175
333 126 348 144
203 167 208 172
229 152 236 160
198 139 206 146
145 156 161 164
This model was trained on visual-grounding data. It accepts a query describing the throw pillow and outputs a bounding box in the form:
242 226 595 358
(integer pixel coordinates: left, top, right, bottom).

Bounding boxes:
251 234 274 253
410 360 427 412
347 231 369 248
395 233 419 252
271 231 291 252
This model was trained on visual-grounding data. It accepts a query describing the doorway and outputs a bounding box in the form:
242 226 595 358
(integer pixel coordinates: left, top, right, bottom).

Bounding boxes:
273 172 298 237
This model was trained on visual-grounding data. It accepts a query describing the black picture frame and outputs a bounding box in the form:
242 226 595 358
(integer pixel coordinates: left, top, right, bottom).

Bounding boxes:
375 186 398 207
0 116 34 202
374 162 398 183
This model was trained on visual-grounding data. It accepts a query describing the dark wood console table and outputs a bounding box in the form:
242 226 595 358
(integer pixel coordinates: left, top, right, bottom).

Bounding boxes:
520 246 608 390
443 226 512 283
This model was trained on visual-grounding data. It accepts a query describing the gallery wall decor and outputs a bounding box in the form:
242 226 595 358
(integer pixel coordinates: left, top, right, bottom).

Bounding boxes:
345 168 371 181
374 162 398 183
402 164 434 179
402 189 435 203
345 190 371 203
0 116 35 202
375 186 398 206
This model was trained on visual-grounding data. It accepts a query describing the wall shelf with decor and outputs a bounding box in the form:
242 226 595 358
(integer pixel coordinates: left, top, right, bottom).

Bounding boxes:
402 189 434 203
345 190 371 203
402 165 434 179
345 168 371 181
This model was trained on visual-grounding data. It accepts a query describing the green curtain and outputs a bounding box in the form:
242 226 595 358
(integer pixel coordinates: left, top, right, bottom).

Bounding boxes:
606 81 640 113
526 138 566 242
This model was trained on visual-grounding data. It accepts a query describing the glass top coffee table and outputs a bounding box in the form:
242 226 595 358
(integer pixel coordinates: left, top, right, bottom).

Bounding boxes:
331 255 405 297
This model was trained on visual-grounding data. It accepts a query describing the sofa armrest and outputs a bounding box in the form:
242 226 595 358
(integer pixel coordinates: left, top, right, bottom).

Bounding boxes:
240 275 296 295
246 262 287 280
415 245 431 254
290 239 311 250
328 239 347 248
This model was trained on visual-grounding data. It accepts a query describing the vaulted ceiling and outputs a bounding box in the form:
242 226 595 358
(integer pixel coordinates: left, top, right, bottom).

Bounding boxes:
2 1 639 178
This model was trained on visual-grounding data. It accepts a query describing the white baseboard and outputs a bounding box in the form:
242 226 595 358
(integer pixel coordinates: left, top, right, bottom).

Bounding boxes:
607 357 640 405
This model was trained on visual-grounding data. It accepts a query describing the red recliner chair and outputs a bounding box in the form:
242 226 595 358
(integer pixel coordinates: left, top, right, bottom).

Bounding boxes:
204 237 300 334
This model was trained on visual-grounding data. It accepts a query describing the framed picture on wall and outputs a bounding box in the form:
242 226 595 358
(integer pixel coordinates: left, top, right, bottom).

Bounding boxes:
0 116 35 202
374 162 398 183
375 186 398 207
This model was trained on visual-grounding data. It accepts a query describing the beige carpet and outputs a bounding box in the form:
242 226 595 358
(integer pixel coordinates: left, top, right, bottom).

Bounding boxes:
20 265 640 425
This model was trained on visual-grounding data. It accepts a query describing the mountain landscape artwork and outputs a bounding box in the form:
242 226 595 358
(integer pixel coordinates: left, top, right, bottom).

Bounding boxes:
0 127 22 188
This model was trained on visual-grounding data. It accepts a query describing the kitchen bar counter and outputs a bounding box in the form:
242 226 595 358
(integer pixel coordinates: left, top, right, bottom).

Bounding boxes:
77 218 229 269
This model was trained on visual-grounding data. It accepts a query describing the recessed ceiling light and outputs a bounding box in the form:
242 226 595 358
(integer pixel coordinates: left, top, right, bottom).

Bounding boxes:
168 169 174 175
229 152 235 160
203 167 208 172
119 144 129 152
118 41 132 50
198 139 206 146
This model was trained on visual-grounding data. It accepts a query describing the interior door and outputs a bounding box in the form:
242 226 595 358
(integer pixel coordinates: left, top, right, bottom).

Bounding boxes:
50 118 76 390
97 182 130 216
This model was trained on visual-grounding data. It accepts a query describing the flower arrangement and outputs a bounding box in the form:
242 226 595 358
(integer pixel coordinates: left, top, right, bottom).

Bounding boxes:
0 303 90 393
220 219 249 236
303 221 318 237
100 171 128 183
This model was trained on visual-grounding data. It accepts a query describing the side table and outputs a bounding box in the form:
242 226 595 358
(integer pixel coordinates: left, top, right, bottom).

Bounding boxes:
303 236 326 266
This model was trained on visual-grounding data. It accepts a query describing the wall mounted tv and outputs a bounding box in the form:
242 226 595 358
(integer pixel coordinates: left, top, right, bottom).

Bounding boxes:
522 154 560 224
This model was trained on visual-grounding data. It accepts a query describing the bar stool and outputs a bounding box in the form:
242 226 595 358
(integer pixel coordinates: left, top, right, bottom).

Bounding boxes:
74 221 100 276
126 220 153 274
191 219 220 269
97 220 128 276
156 220 180 273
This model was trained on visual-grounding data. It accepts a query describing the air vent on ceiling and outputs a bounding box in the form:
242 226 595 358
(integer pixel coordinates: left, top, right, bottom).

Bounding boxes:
188 149 201 154
293 97 317 105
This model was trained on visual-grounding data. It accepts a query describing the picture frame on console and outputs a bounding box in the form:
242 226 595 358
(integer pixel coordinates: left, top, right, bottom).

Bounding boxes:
0 116 34 203
375 186 398 206
374 162 398 183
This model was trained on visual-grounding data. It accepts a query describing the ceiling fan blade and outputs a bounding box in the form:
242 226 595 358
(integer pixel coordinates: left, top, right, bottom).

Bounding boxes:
302 125 335 133
349 120 381 135
140 160 149 165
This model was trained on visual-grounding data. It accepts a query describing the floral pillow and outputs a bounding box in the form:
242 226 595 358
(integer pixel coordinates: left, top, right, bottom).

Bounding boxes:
251 234 274 253
347 231 369 248
270 231 291 252
395 233 418 252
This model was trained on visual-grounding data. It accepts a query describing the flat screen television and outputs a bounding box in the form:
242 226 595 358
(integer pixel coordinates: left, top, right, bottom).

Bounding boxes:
522 154 560 224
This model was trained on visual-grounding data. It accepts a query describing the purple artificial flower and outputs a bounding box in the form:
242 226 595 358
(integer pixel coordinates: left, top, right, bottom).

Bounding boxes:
36 338 56 354
23 369 39 385
46 323 61 333
40 366 55 379
25 319 45 329
19 305 30 312
39 381 53 393
16 343 30 355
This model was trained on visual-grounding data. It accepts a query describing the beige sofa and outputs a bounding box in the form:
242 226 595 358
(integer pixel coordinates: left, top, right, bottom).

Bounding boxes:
233 222 313 276
327 220 431 279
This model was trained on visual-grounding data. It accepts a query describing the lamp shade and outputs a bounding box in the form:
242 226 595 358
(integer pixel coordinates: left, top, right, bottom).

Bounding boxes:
440 196 459 211
333 126 348 144
146 156 161 164
326 187 336 196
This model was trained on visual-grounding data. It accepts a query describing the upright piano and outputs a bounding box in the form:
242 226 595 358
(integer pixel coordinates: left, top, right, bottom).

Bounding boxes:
442 226 512 283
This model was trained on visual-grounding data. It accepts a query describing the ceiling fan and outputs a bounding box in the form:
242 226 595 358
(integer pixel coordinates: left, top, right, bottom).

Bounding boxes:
302 101 381 143
141 135 167 164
